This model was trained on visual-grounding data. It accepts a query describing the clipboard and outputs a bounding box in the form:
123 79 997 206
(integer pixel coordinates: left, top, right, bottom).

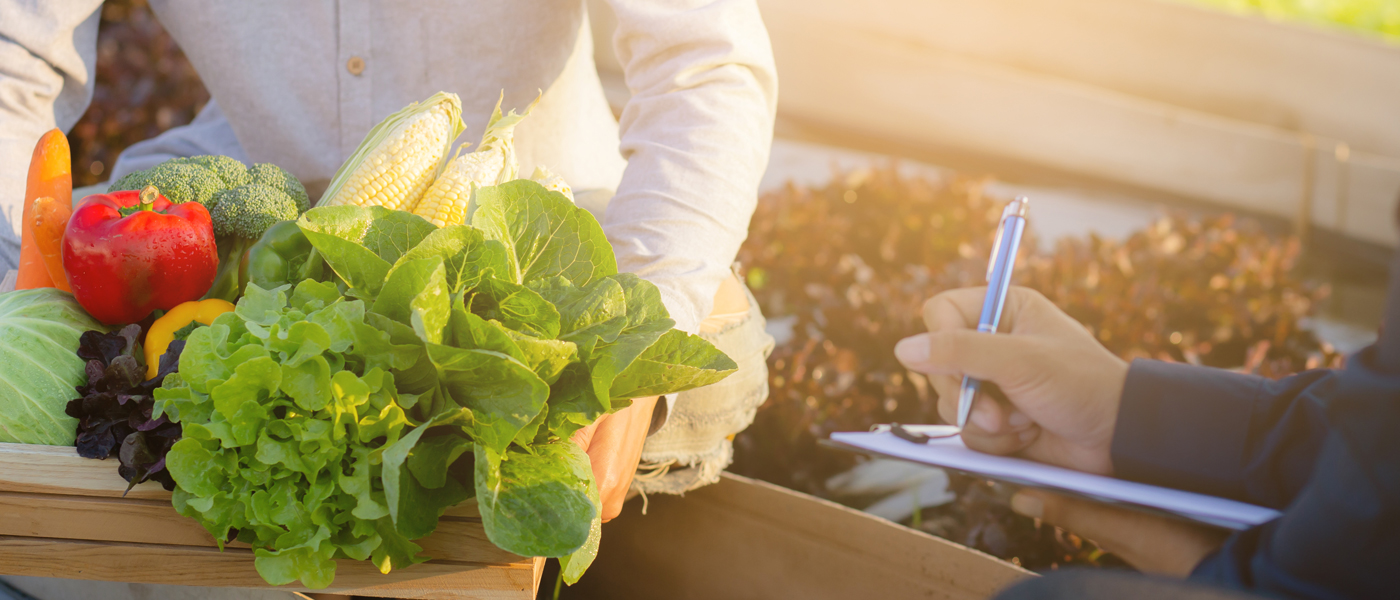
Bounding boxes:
823 429 1282 531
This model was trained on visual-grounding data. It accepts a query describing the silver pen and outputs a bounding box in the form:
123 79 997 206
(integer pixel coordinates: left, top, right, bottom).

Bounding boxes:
956 196 1030 430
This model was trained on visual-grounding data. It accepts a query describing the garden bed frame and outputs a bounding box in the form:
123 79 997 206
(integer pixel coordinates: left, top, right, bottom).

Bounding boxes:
0 443 543 599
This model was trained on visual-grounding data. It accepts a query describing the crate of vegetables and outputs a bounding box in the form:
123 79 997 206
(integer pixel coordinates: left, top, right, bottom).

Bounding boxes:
0 93 737 596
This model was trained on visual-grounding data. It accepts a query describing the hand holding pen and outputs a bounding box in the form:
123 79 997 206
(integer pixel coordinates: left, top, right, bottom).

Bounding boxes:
956 197 1030 430
894 197 1129 476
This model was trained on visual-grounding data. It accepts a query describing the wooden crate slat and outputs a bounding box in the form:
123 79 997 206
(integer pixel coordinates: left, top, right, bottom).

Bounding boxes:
0 444 484 516
0 536 538 599
0 491 520 565
0 443 170 500
571 472 1028 600
0 491 212 547
442 501 481 519
0 442 534 597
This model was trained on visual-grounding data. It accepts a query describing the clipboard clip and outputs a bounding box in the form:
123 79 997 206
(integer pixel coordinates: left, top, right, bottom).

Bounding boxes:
871 423 962 443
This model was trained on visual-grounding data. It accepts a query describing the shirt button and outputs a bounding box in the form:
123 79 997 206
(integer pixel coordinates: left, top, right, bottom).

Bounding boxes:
346 56 366 76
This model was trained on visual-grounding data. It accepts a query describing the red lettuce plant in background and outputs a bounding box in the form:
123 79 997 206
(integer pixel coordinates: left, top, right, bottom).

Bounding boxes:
731 166 1342 569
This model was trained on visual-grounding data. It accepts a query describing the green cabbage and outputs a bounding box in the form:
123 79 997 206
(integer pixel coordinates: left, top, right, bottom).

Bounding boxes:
0 288 104 445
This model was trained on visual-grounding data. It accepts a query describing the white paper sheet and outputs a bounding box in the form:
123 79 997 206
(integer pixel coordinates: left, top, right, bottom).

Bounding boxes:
828 431 1283 530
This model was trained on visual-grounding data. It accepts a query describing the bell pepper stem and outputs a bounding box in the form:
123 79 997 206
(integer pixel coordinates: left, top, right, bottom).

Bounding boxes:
138 186 159 212
120 186 165 217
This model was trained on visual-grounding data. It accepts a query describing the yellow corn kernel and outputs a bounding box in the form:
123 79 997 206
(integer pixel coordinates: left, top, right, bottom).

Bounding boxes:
413 155 485 227
413 93 538 226
319 92 465 211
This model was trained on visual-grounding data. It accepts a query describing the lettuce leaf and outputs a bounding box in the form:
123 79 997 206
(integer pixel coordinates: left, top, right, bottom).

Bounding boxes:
158 282 473 589
471 179 617 286
188 177 743 586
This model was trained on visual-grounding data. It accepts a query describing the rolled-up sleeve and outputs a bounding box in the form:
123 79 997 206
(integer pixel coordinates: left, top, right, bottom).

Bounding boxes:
1112 359 1334 508
0 0 104 267
602 0 777 334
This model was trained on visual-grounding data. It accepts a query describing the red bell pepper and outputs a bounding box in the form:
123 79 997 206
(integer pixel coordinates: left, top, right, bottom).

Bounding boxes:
63 186 219 325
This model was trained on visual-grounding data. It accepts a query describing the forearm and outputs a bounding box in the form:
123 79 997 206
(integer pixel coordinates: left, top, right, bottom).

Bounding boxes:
603 0 777 334
1112 359 1333 507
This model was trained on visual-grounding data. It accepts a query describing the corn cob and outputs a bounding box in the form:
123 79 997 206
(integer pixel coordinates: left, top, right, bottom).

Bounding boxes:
413 93 538 227
318 91 465 211
530 166 574 202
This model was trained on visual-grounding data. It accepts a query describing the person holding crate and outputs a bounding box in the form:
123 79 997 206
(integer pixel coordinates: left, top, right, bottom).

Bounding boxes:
0 0 777 596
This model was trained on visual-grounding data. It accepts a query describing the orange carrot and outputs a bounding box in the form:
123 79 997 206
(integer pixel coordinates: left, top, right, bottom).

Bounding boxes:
17 129 71 290
31 196 73 292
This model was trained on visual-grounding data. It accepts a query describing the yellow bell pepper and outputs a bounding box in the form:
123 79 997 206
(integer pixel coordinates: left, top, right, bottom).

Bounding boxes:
144 298 235 380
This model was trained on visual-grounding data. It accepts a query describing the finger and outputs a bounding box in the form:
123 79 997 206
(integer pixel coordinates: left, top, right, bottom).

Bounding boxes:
929 372 1006 431
960 426 1029 456
932 374 960 423
931 370 1033 436
897 330 1043 386
1011 489 1226 576
571 415 604 452
922 287 990 333
922 286 1046 336
1007 408 1033 431
1008 488 1156 552
585 398 658 523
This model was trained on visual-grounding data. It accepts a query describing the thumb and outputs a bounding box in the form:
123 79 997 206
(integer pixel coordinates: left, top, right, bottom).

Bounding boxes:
571 415 604 452
1011 489 1101 527
1010 489 1228 576
895 330 1041 384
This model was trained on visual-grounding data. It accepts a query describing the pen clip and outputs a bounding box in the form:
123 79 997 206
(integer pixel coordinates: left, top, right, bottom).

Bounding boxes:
986 198 1028 282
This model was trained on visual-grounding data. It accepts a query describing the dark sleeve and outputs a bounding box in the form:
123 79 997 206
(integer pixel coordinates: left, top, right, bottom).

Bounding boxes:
1189 346 1400 599
1111 359 1334 508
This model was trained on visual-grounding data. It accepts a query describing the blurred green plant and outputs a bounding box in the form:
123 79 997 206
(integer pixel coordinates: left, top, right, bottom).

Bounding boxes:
1179 0 1400 42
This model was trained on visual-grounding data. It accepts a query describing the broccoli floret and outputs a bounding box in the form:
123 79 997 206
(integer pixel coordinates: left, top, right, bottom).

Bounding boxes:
247 163 310 213
209 184 300 238
108 162 223 206
108 170 150 193
105 155 307 303
182 155 250 188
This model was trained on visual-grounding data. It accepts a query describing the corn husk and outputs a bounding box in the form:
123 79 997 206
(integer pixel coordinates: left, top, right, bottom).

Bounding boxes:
318 91 465 209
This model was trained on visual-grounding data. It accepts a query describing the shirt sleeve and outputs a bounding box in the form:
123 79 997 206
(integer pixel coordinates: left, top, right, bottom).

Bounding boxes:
1189 344 1400 599
1112 359 1334 508
1190 252 1400 598
602 0 778 335
0 0 104 267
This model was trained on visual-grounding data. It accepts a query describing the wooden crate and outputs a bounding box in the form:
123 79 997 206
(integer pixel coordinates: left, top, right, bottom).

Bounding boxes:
570 472 1031 599
0 443 543 599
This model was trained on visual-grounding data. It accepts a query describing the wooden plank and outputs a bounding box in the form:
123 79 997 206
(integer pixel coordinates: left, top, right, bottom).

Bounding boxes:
0 443 171 500
759 0 1400 158
754 2 1400 248
0 491 214 547
571 472 1028 600
443 499 481 519
0 491 520 565
0 444 486 515
0 442 531 598
0 536 536 599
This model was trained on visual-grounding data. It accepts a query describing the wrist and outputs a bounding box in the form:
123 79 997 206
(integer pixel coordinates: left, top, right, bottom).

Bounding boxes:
1097 356 1129 473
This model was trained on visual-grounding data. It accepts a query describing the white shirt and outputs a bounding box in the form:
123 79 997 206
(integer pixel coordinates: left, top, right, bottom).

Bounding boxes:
0 0 777 334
